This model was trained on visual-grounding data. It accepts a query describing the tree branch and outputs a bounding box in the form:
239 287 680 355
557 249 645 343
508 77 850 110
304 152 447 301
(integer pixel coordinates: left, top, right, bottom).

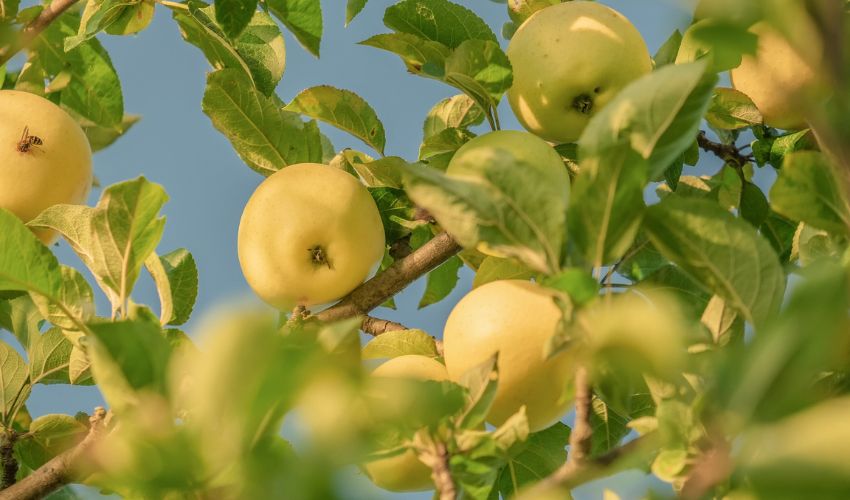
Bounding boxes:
360 315 407 336
315 232 461 323
567 366 592 463
0 0 82 67
0 408 108 500
0 431 18 490
696 131 754 168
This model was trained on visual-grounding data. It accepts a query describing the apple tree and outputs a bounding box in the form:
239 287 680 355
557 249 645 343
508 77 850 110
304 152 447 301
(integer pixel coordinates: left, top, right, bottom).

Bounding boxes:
0 0 849 498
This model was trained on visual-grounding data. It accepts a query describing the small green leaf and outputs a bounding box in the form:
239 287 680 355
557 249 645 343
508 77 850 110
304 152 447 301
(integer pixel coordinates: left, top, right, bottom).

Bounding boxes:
706 87 762 130
444 39 512 102
345 0 367 25
201 69 321 175
383 0 496 49
285 85 387 155
267 0 322 57
0 341 29 425
760 211 797 263
369 187 417 243
29 327 74 385
68 345 93 385
653 29 682 67
423 94 484 140
768 129 814 168
358 32 449 78
215 0 258 38
419 255 462 308
104 0 154 35
496 422 570 497
543 268 598 306
81 114 140 152
652 448 689 482
29 266 94 338
472 256 535 289
457 353 499 430
16 414 87 470
770 151 850 235
740 181 769 227
348 154 405 188
145 249 199 326
362 329 439 359
589 396 630 457
644 196 785 329
173 4 286 96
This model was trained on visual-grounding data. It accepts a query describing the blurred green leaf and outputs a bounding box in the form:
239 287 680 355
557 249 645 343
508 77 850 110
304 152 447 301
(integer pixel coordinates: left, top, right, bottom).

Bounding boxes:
771 151 850 235
496 422 569 497
705 87 762 130
653 29 682 67
473 256 535 289
16 413 86 470
267 0 322 57
201 69 322 176
285 85 387 155
644 196 785 328
457 353 498 430
362 329 439 359
740 181 769 227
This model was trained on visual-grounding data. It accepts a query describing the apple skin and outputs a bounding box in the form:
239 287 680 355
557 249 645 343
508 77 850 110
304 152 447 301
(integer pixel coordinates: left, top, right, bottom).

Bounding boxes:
237 163 385 309
506 1 652 144
363 355 449 492
0 90 92 244
731 23 818 130
443 280 575 432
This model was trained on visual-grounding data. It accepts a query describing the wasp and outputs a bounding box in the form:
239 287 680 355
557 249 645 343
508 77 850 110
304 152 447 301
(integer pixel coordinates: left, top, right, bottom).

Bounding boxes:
17 126 43 153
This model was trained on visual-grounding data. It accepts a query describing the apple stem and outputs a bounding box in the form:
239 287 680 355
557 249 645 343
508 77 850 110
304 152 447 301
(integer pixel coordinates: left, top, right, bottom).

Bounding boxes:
308 245 333 270
572 94 594 114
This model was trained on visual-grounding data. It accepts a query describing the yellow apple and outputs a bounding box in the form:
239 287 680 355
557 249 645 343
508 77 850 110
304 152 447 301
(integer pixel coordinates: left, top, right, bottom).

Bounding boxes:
506 1 652 143
238 163 385 308
362 355 449 492
0 90 92 244
730 23 819 130
446 130 570 260
443 280 575 432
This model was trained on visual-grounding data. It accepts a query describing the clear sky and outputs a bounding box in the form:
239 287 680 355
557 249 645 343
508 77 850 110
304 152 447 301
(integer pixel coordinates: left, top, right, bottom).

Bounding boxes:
21 1 734 498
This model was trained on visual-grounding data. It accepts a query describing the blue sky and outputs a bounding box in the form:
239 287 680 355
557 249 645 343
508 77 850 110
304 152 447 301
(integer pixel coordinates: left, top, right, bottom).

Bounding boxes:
23 0 738 497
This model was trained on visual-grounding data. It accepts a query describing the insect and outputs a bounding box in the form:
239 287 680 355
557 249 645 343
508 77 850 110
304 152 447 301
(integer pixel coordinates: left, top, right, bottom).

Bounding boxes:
17 126 43 153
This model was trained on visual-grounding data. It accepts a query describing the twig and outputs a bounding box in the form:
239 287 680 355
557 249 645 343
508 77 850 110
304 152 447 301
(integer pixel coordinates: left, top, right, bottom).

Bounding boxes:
315 232 461 323
0 0 82 67
0 431 18 490
696 131 754 168
416 432 457 500
567 366 593 463
360 315 407 336
0 408 109 500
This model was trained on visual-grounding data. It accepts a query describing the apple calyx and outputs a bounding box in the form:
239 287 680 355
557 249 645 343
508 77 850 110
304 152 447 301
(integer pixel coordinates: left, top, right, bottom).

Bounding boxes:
571 94 594 114
308 245 333 269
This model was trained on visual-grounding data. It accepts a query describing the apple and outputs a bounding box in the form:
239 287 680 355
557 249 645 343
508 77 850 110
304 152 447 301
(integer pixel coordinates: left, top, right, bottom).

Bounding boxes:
362 355 449 492
0 90 93 244
446 130 570 259
506 1 652 144
442 280 575 432
238 163 385 309
731 23 819 130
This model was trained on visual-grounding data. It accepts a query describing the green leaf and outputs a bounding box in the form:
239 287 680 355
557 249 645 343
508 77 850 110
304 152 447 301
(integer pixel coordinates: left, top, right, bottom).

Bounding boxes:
419 127 475 163
215 0 258 38
568 146 648 267
68 345 93 385
267 0 322 57
64 0 132 51
35 14 124 128
653 29 682 67
383 0 496 49
362 329 439 359
358 32 449 79
644 196 785 329
29 266 94 339
760 212 796 263
349 154 405 189
676 20 757 72
1 296 41 349
16 414 87 470
285 85 387 155
543 268 599 307
740 181 769 227
473 256 535 289
369 187 417 243
0 341 29 425
401 152 565 273
700 295 744 346
81 114 140 152
589 396 630 457
173 4 286 96
423 94 484 139
29 327 74 385
419 255 462 308
104 0 154 35
30 177 167 313
345 0 367 26
145 249 199 326
579 61 716 179
87 319 172 411
768 129 814 168
496 423 569 497
770 151 850 235
201 69 321 175
457 354 499 430
705 87 762 130
444 39 512 102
